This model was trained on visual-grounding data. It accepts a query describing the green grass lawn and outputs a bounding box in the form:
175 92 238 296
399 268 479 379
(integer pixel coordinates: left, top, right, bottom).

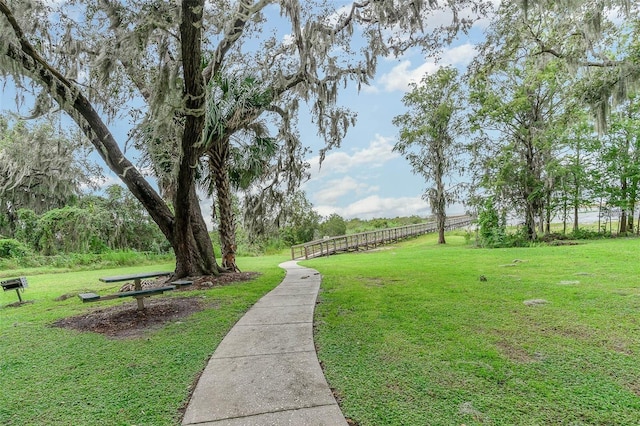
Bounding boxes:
307 234 640 425
0 254 288 425
4 236 640 425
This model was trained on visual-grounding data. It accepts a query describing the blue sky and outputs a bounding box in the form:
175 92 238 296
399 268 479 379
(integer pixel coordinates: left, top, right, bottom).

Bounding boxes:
0 2 490 224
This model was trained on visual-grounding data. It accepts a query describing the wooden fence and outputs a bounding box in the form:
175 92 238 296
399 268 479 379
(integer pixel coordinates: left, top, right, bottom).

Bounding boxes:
290 215 474 260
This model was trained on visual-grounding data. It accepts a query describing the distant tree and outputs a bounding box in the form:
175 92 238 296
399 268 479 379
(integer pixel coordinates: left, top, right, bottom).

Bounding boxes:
278 191 321 246
469 2 578 240
0 116 94 236
558 114 599 233
393 67 466 244
596 96 640 233
470 56 570 240
98 185 170 252
320 213 347 237
35 206 107 254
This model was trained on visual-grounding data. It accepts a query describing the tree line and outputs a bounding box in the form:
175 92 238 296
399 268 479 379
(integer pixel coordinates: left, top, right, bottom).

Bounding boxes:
0 116 365 258
0 115 415 260
393 1 640 247
0 117 169 255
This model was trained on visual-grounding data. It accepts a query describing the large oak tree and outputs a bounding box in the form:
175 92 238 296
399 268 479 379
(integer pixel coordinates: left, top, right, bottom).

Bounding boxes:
1 0 487 277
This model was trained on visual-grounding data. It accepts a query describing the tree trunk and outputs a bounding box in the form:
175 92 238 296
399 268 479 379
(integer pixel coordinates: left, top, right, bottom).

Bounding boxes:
544 189 551 235
620 177 628 233
562 203 567 235
525 203 537 241
434 146 446 244
210 138 240 272
435 183 446 244
437 213 446 244
175 0 221 277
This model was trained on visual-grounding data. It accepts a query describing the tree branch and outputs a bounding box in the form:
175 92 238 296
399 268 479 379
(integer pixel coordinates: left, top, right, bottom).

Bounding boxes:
203 0 272 84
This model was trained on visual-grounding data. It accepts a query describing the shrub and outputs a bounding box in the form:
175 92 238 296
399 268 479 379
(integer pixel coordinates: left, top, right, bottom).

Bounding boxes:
570 228 607 240
476 198 507 247
0 238 31 258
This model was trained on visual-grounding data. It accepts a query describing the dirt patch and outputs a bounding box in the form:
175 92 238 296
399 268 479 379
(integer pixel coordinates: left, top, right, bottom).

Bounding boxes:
3 300 35 308
53 297 207 338
53 272 260 338
548 240 579 246
55 293 76 301
496 340 543 363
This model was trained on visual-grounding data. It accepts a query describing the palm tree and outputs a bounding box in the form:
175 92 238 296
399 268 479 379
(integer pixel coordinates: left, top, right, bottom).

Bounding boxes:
203 74 275 271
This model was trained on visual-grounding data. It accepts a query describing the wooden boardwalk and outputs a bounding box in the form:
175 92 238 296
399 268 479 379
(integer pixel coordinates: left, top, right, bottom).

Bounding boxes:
290 215 474 260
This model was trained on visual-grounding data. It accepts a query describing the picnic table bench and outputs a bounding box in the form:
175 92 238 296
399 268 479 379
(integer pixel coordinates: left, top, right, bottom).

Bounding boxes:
1 276 28 303
78 271 192 310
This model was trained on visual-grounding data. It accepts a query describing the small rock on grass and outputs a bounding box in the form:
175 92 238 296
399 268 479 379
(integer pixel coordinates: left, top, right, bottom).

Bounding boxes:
523 299 548 306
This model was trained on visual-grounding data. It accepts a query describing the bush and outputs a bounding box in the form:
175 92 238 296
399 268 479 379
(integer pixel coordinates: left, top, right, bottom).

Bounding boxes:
0 239 31 258
476 198 507 247
570 228 607 240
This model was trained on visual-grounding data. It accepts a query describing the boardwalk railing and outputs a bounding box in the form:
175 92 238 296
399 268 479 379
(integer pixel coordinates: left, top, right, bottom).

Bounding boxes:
291 215 474 260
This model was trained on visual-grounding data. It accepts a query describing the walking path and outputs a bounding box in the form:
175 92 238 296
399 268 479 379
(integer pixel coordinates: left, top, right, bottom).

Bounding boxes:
182 261 348 425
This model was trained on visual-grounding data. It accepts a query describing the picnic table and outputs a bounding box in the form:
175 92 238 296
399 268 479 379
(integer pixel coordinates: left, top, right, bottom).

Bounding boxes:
78 271 192 310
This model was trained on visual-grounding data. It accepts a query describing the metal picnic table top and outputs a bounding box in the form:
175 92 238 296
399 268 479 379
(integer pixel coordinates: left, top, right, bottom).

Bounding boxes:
99 271 172 283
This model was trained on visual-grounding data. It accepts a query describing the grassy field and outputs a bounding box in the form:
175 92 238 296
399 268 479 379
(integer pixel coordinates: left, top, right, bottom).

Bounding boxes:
0 254 288 425
307 233 640 425
3 234 640 425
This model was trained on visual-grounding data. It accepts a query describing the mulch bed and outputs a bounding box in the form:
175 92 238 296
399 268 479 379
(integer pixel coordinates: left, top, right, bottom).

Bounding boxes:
52 271 260 339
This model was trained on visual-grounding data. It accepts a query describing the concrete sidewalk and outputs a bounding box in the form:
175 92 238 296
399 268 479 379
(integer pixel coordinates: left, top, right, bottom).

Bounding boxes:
182 261 348 426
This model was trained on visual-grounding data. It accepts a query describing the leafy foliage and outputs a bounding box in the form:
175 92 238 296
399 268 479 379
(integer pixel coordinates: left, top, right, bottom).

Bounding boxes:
278 191 321 246
319 213 347 237
0 238 30 258
0 116 96 236
476 197 507 247
2 185 170 257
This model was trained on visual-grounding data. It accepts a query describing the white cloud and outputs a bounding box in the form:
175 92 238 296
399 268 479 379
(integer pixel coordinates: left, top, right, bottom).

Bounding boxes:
377 43 477 92
315 196 470 220
378 60 439 92
314 176 377 205
307 134 399 180
361 83 380 94
315 195 430 219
